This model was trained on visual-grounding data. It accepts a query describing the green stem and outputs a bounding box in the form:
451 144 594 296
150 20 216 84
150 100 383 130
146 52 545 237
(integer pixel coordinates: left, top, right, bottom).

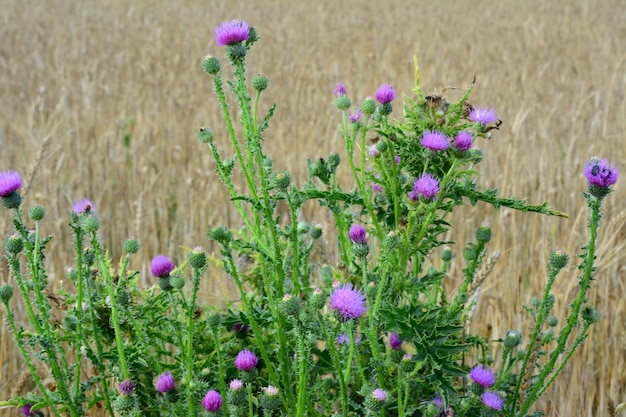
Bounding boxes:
185 266 205 417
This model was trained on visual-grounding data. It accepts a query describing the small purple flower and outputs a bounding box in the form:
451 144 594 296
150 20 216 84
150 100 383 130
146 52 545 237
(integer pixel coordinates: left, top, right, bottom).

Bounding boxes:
155 371 176 393
334 83 346 98
72 198 94 214
394 155 401 164
375 84 395 104
230 379 244 391
0 171 22 197
348 224 367 245
584 158 618 188
433 395 444 409
215 20 250 47
202 389 223 412
421 130 450 151
372 183 383 193
454 131 473 151
234 349 258 371
337 333 350 345
151 255 174 278
389 332 402 350
20 404 33 417
118 379 134 396
368 145 379 158
469 107 497 124
263 385 279 396
372 388 386 402
349 108 362 123
408 173 440 202
329 283 367 321
482 391 503 411
231 322 251 333
470 364 496 388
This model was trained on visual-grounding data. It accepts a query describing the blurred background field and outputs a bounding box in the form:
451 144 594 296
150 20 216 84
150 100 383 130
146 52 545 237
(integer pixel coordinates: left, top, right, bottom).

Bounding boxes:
0 0 625 415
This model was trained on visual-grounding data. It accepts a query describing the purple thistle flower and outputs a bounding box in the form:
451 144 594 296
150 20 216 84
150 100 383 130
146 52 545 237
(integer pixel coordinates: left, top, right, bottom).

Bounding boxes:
481 391 503 411
348 224 367 245
72 198 94 215
368 145 379 158
372 183 383 193
469 107 497 124
349 108 362 123
394 155 401 164
0 171 22 197
375 84 395 104
20 404 33 417
408 173 440 202
155 371 176 393
118 379 134 396
151 255 174 278
263 385 279 396
389 332 402 350
421 130 450 151
337 333 350 345
433 395 444 409
329 283 367 321
469 364 496 388
372 388 386 402
230 379 244 391
334 83 347 98
454 131 473 151
584 158 618 188
215 20 250 47
202 389 223 412
234 349 258 371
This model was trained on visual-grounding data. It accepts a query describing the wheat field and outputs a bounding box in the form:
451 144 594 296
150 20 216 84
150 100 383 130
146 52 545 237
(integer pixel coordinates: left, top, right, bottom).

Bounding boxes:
0 0 625 415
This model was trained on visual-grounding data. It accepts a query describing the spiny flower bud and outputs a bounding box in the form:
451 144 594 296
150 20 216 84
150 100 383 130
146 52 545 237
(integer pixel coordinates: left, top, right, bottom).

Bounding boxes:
547 316 558 327
259 386 281 411
504 329 522 348
272 171 291 191
279 293 301 317
28 205 45 221
440 246 453 261
335 96 352 111
116 289 131 307
328 152 341 172
252 74 269 92
463 244 476 261
208 225 232 245
581 305 600 323
188 246 207 269
197 127 215 144
202 54 221 75
365 388 386 412
542 328 554 343
158 276 172 291
548 249 569 271
5 233 23 255
227 43 247 61
0 284 14 303
81 215 101 233
310 288 326 310
169 273 185 290
361 97 376 115
207 311 222 329
122 238 140 254
375 140 389 153
475 225 492 243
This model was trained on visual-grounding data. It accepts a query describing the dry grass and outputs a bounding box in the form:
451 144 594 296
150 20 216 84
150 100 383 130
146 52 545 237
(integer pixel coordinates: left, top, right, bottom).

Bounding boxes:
0 0 625 415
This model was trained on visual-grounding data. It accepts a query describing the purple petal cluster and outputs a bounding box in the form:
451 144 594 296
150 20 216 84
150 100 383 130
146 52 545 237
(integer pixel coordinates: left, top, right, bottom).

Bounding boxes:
72 198 94 214
118 379 134 396
375 84 395 104
372 388 386 401
215 20 250 47
230 379 244 391
584 158 618 188
349 108 362 123
0 171 22 197
469 107 497 124
408 173 440 202
481 391 503 411
155 371 176 393
389 332 402 350
348 224 367 245
151 255 174 278
421 130 450 151
202 390 223 412
20 404 33 417
469 364 496 388
329 283 367 321
454 131 473 151
334 83 346 98
234 349 258 371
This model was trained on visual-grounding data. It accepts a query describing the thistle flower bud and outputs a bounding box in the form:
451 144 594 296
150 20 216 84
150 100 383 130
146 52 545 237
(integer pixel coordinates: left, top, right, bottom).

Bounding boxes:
197 127 215 144
379 102 393 116
5 234 23 255
28 205 45 221
375 140 389 153
548 249 569 271
365 388 386 412
116 289 131 307
188 246 207 269
227 43 247 61
531 297 541 308
440 246 453 261
542 328 554 343
547 316 558 327
122 238 140 254
581 305 600 323
504 329 522 348
207 311 222 329
335 96 352 111
252 73 269 92
463 244 476 261
260 386 281 411
310 288 326 309
169 274 185 290
475 225 492 243
158 276 172 291
0 284 14 303
328 152 341 172
361 97 376 115
208 225 232 245
279 293 301 317
272 171 291 191
81 216 101 233
202 54 221 75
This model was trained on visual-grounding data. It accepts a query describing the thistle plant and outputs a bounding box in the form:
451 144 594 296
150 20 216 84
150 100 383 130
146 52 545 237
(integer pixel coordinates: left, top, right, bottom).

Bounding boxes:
0 19 619 417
